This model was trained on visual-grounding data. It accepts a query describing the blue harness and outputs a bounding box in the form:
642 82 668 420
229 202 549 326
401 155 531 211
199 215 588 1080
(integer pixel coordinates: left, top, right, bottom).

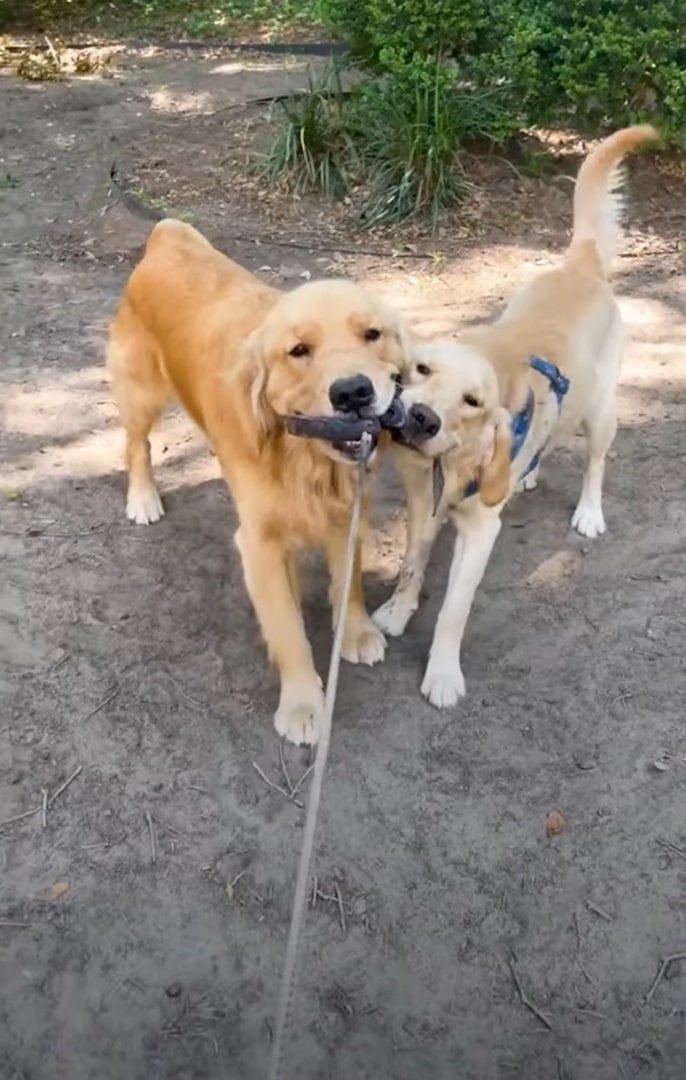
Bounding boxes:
463 355 570 500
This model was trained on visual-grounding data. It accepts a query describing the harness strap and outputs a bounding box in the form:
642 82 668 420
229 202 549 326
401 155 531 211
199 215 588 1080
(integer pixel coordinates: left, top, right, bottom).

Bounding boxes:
462 355 570 501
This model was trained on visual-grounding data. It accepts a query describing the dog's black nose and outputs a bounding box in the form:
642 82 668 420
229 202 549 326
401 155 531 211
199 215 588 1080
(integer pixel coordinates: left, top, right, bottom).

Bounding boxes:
409 402 441 439
329 374 375 414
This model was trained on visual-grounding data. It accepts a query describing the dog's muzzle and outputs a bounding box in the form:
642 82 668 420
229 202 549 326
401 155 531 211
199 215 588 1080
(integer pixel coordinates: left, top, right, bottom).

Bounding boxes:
390 401 442 447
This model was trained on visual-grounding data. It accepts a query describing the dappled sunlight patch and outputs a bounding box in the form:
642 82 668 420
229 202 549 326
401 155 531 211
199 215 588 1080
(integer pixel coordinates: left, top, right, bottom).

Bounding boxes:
524 549 583 590
209 59 308 77
146 87 215 115
619 295 684 331
364 512 407 581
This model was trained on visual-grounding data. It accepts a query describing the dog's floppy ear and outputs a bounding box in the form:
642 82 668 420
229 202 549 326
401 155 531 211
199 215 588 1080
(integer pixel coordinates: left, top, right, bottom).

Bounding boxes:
234 327 275 454
477 407 512 507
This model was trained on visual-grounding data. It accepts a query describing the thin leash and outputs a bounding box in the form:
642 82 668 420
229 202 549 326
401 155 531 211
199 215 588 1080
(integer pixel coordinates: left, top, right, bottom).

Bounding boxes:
268 433 373 1080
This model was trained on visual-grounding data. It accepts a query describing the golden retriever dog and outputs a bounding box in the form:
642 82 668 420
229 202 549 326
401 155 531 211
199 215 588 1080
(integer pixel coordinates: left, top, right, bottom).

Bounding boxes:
374 124 658 708
106 219 417 745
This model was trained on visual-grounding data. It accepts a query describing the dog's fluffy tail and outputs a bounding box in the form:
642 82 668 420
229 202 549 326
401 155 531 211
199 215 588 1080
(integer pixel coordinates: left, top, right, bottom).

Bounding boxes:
569 124 658 277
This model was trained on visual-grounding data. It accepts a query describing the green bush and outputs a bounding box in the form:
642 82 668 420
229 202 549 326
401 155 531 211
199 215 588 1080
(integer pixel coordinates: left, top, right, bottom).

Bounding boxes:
262 59 516 228
319 0 686 136
479 0 686 136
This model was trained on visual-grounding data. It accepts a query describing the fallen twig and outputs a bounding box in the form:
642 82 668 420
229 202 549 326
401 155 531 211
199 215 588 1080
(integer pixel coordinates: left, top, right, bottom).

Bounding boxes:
48 765 82 808
145 812 157 865
290 763 314 799
0 921 32 928
643 952 686 1005
278 741 294 795
82 688 119 724
252 762 304 809
573 910 594 984
656 837 686 863
508 958 553 1031
0 806 41 830
41 789 48 829
586 900 613 922
334 883 347 933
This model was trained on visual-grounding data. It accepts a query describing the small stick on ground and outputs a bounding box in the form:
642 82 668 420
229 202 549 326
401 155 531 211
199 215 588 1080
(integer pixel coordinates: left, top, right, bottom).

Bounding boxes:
290 763 314 799
48 765 82 808
0 806 41 830
334 883 347 932
145 811 157 865
508 958 553 1031
278 741 294 795
643 952 686 1005
586 901 613 922
656 837 686 863
311 875 318 909
574 910 595 984
41 788 48 829
252 762 303 809
0 921 33 928
44 34 60 66
82 688 119 725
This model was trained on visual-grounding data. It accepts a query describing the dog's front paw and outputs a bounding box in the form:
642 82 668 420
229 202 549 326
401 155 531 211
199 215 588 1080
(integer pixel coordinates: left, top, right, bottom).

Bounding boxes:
126 485 164 525
274 681 324 746
342 617 386 666
516 464 539 494
372 592 416 638
571 502 606 539
421 657 466 709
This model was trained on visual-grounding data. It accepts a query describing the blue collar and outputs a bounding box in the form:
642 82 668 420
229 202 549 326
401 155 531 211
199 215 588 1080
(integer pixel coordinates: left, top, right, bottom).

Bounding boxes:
462 355 570 500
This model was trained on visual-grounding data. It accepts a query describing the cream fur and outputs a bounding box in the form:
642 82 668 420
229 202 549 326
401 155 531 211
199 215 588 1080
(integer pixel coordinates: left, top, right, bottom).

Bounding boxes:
374 125 658 708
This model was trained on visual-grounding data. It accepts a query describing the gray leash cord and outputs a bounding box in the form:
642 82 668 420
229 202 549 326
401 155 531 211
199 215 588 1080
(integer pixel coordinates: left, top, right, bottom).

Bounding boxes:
268 434 372 1080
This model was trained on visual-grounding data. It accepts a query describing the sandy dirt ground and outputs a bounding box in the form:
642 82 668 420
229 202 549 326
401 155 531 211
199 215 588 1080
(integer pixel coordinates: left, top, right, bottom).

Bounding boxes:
1 45 685 1080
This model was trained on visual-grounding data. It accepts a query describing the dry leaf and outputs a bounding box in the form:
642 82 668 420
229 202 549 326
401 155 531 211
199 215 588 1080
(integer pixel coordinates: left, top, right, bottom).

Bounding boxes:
50 881 69 900
545 810 565 838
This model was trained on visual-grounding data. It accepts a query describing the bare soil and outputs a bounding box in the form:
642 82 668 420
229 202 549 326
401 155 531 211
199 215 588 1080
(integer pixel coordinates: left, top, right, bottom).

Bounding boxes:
1 44 686 1080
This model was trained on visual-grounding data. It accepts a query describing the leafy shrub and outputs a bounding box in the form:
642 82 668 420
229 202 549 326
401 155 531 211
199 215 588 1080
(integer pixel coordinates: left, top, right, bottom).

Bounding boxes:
263 64 361 198
263 57 516 227
319 0 686 137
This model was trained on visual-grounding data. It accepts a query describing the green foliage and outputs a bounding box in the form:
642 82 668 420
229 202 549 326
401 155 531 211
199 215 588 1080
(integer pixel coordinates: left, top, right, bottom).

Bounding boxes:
475 0 686 136
0 0 322 38
263 59 516 228
319 0 686 137
263 65 360 199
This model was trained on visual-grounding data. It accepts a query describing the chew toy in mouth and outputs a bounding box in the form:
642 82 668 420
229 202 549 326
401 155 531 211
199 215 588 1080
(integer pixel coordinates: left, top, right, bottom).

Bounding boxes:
286 398 407 461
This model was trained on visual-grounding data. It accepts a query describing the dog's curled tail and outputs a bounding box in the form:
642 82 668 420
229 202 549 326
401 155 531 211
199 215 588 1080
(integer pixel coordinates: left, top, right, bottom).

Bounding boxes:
569 124 659 277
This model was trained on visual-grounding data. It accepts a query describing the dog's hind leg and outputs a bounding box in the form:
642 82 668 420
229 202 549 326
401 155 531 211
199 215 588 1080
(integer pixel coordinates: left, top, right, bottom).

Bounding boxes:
572 316 623 538
373 467 442 638
326 530 386 666
107 301 169 525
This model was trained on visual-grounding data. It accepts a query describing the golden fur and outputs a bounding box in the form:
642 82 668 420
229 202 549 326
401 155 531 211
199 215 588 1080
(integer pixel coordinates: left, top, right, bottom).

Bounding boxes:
106 219 410 744
374 125 658 708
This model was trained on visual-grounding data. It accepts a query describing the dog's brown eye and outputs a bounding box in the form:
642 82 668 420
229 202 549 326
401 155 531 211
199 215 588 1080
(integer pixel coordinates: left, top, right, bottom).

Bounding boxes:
463 393 481 407
364 327 381 342
416 363 431 377
289 343 310 358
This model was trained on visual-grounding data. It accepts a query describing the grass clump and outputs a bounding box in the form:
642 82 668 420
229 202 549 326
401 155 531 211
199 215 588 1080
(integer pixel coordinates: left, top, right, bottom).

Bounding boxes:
262 59 516 229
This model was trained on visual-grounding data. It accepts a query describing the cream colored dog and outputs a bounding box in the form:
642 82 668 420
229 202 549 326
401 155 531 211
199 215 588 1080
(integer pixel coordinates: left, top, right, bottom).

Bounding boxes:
374 125 657 708
106 219 412 745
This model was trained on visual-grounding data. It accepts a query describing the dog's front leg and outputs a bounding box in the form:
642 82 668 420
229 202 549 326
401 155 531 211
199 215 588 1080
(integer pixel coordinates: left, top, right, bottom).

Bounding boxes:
421 502 501 708
235 526 323 746
325 530 386 666
373 464 443 637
